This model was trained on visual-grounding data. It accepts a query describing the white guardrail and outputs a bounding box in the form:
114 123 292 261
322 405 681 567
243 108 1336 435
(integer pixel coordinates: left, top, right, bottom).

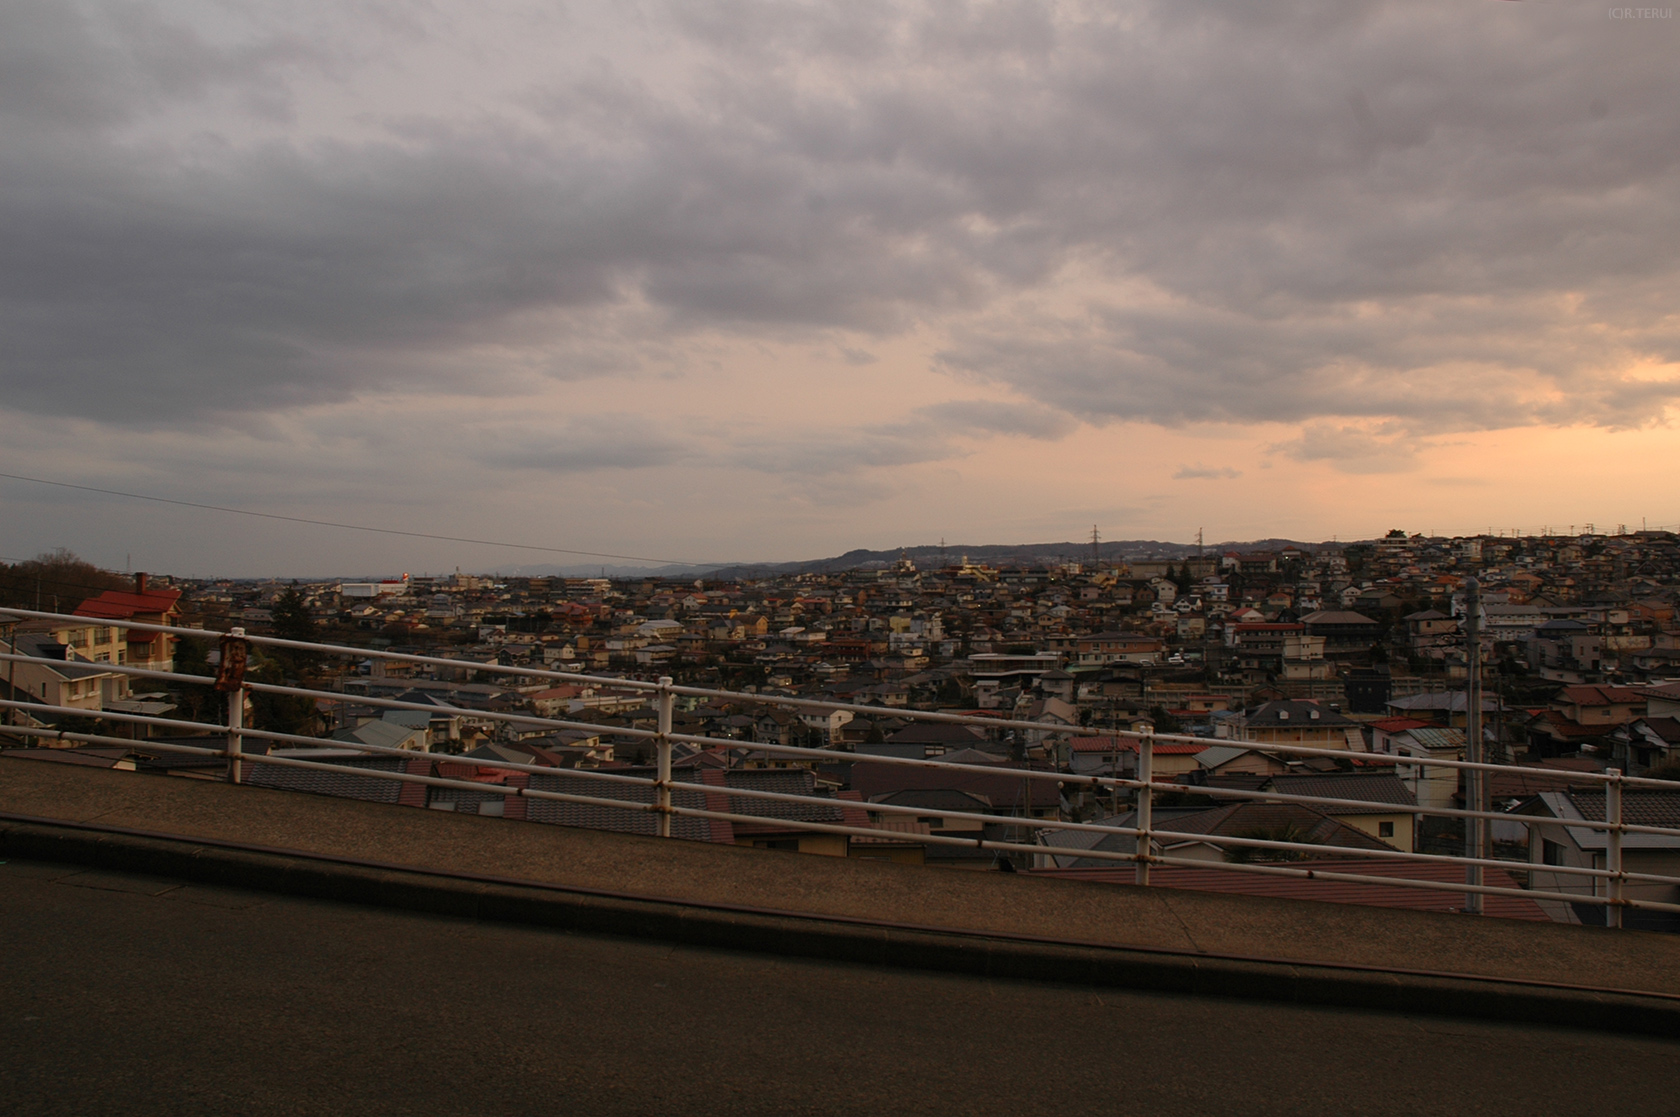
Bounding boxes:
2 606 1677 929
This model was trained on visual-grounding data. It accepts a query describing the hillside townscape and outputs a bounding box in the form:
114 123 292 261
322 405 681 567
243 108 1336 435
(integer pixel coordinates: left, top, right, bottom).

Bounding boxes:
7 527 1680 920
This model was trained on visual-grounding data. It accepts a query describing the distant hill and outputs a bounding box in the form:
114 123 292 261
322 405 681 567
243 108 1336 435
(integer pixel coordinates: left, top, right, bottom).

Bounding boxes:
500 537 1331 581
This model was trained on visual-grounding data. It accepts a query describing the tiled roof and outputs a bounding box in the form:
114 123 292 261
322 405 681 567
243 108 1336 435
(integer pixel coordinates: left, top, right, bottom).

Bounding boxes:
72 587 183 619
1369 717 1433 733
247 753 422 805
1488 762 1601 799
1403 727 1465 752
1300 611 1379 625
1157 802 1397 852
870 788 993 811
1565 788 1680 828
886 723 987 744
1530 710 1609 739
1245 700 1355 728
851 760 1061 811
1034 861 1550 920
1070 736 1206 755
1266 774 1416 814
1632 717 1680 744
695 768 848 826
1557 685 1647 706
524 769 729 842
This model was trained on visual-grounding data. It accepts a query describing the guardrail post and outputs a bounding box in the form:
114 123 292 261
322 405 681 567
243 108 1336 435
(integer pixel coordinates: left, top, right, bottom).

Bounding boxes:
1607 769 1624 929
226 684 244 784
1135 729 1153 886
656 675 673 838
217 627 249 785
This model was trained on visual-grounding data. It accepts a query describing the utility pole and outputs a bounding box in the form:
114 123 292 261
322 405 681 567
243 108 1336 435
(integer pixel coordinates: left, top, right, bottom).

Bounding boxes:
1464 577 1485 915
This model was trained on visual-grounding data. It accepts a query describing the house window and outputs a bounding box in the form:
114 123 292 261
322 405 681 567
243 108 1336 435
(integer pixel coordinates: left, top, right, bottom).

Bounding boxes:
1377 821 1394 838
1542 839 1565 866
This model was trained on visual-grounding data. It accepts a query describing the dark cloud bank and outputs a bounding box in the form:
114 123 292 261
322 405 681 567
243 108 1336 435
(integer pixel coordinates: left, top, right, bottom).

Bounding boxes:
3 0 1677 438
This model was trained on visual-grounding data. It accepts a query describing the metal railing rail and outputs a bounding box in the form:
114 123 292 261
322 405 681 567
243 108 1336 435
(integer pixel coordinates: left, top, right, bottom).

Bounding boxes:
12 689 1673 880
7 716 1675 917
5 640 1674 798
3 650 1670 840
4 607 1676 923
7 690 1677 918
4 605 1672 788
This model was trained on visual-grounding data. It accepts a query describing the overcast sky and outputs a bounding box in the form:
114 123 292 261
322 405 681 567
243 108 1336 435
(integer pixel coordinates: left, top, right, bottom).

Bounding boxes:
4 1 1678 576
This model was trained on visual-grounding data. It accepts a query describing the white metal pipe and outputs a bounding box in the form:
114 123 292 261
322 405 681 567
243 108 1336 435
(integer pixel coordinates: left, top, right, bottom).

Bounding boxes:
14 708 1651 886
1607 770 1624 929
82 667 1680 842
6 693 1680 870
12 721 1680 912
7 608 1673 793
656 675 673 839
226 684 243 785
1135 730 1153 886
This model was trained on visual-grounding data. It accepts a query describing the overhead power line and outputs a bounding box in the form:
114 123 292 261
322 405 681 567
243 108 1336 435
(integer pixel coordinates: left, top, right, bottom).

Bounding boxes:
0 471 704 567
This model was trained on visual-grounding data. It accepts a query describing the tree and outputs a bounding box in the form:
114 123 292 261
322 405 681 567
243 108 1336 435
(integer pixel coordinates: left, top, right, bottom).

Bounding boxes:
246 654 322 738
1149 705 1183 734
269 584 322 672
164 636 219 724
0 549 129 611
1225 824 1312 863
270 584 317 644
1172 563 1193 593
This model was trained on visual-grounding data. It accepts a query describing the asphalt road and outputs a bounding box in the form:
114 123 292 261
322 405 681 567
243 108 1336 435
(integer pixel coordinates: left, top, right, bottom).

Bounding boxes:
3 856 1677 1117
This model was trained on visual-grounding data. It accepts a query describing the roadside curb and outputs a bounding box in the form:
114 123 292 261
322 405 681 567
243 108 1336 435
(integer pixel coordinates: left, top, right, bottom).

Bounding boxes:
5 815 1676 1038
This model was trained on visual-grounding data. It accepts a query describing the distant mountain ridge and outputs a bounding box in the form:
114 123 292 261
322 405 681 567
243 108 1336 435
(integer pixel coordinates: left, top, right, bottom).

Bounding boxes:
498 537 1330 580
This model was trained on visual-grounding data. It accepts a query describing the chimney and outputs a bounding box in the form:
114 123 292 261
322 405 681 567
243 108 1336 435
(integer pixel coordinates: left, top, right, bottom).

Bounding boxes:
135 572 148 593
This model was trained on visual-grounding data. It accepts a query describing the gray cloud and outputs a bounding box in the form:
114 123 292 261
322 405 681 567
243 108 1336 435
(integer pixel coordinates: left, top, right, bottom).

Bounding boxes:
2 0 1678 443
731 398 1075 478
1270 424 1426 475
1173 464 1241 481
473 417 690 473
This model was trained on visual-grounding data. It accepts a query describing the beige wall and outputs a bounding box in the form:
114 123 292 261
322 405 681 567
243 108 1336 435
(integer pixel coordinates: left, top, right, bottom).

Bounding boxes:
1335 812 1412 852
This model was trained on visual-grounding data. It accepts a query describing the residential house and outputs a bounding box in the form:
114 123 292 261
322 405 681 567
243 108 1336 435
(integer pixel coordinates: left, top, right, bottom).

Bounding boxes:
1300 610 1381 656
1189 744 1287 779
858 722 992 760
1236 700 1361 750
1403 610 1458 658
0 631 129 713
1067 736 1207 780
1368 720 1464 813
333 719 429 753
1608 718 1680 775
1042 802 1396 868
73 574 184 672
1264 772 1416 850
1527 619 1602 682
1518 789 1680 926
